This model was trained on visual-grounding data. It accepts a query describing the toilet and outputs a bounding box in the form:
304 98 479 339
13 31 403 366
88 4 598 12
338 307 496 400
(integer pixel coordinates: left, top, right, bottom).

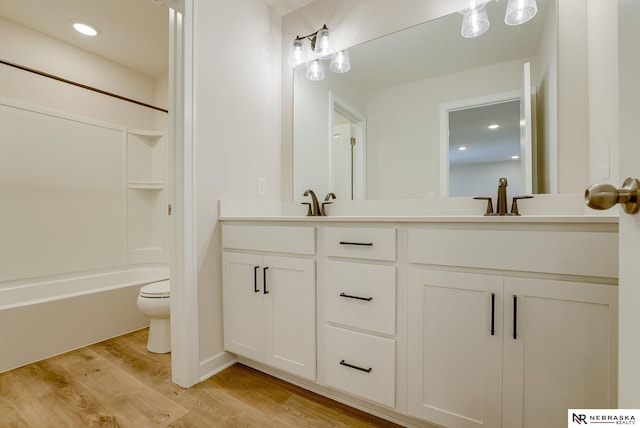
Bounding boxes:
136 280 171 353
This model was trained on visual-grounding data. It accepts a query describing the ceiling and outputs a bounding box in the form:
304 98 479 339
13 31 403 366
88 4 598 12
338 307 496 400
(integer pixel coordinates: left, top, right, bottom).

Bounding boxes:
0 0 315 78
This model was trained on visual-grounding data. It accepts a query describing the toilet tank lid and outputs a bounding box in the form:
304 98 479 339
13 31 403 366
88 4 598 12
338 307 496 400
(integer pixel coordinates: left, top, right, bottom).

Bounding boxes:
140 280 170 297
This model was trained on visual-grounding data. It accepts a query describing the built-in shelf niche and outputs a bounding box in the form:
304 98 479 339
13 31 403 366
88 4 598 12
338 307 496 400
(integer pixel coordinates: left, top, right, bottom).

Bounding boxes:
126 129 167 264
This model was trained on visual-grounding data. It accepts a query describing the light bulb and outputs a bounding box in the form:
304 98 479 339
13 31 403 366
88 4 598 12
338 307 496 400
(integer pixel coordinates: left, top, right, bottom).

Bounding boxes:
313 27 336 59
288 39 307 69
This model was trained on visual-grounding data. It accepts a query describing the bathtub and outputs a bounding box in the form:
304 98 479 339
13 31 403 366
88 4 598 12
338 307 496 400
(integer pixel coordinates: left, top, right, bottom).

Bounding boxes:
0 267 169 373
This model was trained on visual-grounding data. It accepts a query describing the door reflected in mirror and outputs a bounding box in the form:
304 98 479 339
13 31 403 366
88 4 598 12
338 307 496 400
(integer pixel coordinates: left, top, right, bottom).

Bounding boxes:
331 98 365 200
446 99 524 197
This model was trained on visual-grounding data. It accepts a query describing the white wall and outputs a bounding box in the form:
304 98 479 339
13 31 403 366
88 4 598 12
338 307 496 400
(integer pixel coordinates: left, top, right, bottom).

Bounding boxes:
193 0 282 374
534 0 558 193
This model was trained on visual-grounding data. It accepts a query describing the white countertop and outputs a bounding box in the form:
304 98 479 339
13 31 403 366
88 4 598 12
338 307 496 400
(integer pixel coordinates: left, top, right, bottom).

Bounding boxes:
218 196 620 225
219 214 618 223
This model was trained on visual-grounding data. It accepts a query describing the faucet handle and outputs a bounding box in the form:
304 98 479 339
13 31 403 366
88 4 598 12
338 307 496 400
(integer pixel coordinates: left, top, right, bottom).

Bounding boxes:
473 196 494 216
301 202 313 216
510 195 534 216
321 192 337 216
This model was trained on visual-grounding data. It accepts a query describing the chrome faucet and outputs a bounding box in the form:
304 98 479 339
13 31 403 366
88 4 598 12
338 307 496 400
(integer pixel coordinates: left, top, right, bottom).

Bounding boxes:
321 192 336 216
302 189 321 216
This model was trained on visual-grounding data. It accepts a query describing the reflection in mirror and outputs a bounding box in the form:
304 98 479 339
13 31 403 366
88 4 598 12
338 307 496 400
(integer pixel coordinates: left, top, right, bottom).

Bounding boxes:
331 98 365 200
293 0 556 200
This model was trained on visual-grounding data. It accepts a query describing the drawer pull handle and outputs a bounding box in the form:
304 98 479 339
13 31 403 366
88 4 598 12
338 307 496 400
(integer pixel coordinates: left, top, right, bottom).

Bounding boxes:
490 293 495 336
253 266 260 293
339 241 373 246
263 267 269 294
513 294 518 340
339 360 372 373
340 292 373 302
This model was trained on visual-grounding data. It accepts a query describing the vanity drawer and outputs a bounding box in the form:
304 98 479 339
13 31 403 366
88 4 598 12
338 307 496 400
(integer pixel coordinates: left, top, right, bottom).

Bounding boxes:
222 225 315 255
407 227 617 278
324 325 395 407
324 227 396 261
325 261 396 335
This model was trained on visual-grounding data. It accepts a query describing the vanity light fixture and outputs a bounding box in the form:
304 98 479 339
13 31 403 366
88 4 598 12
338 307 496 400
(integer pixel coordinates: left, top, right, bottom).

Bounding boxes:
72 20 99 37
288 24 350 81
458 146 469 151
460 0 538 38
512 155 521 159
488 123 500 129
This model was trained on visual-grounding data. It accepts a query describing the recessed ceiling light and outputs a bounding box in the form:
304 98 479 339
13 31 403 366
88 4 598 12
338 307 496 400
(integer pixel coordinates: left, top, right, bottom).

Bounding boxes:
488 124 500 130
512 155 520 160
72 21 99 37
458 146 468 151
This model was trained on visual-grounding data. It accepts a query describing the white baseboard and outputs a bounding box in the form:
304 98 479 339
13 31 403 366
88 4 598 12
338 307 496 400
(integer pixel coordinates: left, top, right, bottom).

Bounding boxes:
198 351 236 382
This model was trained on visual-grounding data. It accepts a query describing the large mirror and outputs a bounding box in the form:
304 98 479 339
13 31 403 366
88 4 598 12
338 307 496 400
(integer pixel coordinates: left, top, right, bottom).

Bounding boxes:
293 0 557 200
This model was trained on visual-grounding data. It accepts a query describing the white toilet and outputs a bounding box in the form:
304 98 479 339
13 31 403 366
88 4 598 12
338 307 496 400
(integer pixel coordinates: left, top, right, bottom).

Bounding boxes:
136 280 171 353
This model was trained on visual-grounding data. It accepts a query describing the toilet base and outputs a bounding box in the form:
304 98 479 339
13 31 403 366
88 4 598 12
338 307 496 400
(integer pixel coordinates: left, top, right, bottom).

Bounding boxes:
147 318 171 353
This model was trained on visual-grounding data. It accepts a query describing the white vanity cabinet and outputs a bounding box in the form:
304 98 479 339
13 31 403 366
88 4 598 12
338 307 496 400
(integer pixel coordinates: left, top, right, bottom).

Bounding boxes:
221 224 316 380
321 226 398 408
407 225 618 428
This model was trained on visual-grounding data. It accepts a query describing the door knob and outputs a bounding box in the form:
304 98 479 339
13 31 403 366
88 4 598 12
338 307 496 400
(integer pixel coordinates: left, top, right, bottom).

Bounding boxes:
585 177 640 214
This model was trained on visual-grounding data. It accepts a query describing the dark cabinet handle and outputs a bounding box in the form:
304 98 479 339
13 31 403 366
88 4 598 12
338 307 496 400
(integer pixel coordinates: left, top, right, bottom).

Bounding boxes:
491 293 495 336
339 360 372 373
513 295 518 340
339 241 373 246
263 267 269 294
340 292 373 302
253 266 260 293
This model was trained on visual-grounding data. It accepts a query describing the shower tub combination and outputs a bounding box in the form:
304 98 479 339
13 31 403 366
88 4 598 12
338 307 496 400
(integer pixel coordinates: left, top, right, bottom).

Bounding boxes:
0 99 170 374
0 267 168 373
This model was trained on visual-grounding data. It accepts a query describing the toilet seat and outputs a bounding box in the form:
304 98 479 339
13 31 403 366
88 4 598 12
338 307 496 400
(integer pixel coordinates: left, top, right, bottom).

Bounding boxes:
140 280 170 298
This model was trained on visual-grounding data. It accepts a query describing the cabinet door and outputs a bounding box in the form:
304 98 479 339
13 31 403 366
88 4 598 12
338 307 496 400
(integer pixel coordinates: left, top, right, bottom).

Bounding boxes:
263 255 316 380
222 252 265 362
408 269 503 428
503 278 617 428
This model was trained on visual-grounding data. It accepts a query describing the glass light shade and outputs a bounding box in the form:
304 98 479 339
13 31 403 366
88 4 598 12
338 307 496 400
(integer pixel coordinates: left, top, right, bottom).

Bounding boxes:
306 60 325 81
313 27 336 59
461 5 490 38
330 50 350 73
505 0 538 25
288 39 307 69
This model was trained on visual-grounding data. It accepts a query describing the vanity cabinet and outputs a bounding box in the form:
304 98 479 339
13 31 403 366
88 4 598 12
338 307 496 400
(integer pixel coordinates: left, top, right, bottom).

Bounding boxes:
221 225 316 380
407 226 618 428
219 213 618 428
321 226 398 408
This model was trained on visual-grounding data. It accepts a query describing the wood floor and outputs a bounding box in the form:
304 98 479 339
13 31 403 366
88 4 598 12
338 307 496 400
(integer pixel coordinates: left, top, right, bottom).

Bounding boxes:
0 329 403 427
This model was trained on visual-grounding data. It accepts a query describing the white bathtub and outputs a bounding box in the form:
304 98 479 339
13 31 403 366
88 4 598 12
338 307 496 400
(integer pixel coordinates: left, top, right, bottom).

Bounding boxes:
0 267 169 373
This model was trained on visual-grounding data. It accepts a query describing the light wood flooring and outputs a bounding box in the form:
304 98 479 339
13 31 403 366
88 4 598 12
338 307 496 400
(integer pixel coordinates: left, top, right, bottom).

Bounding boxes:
0 329 403 427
